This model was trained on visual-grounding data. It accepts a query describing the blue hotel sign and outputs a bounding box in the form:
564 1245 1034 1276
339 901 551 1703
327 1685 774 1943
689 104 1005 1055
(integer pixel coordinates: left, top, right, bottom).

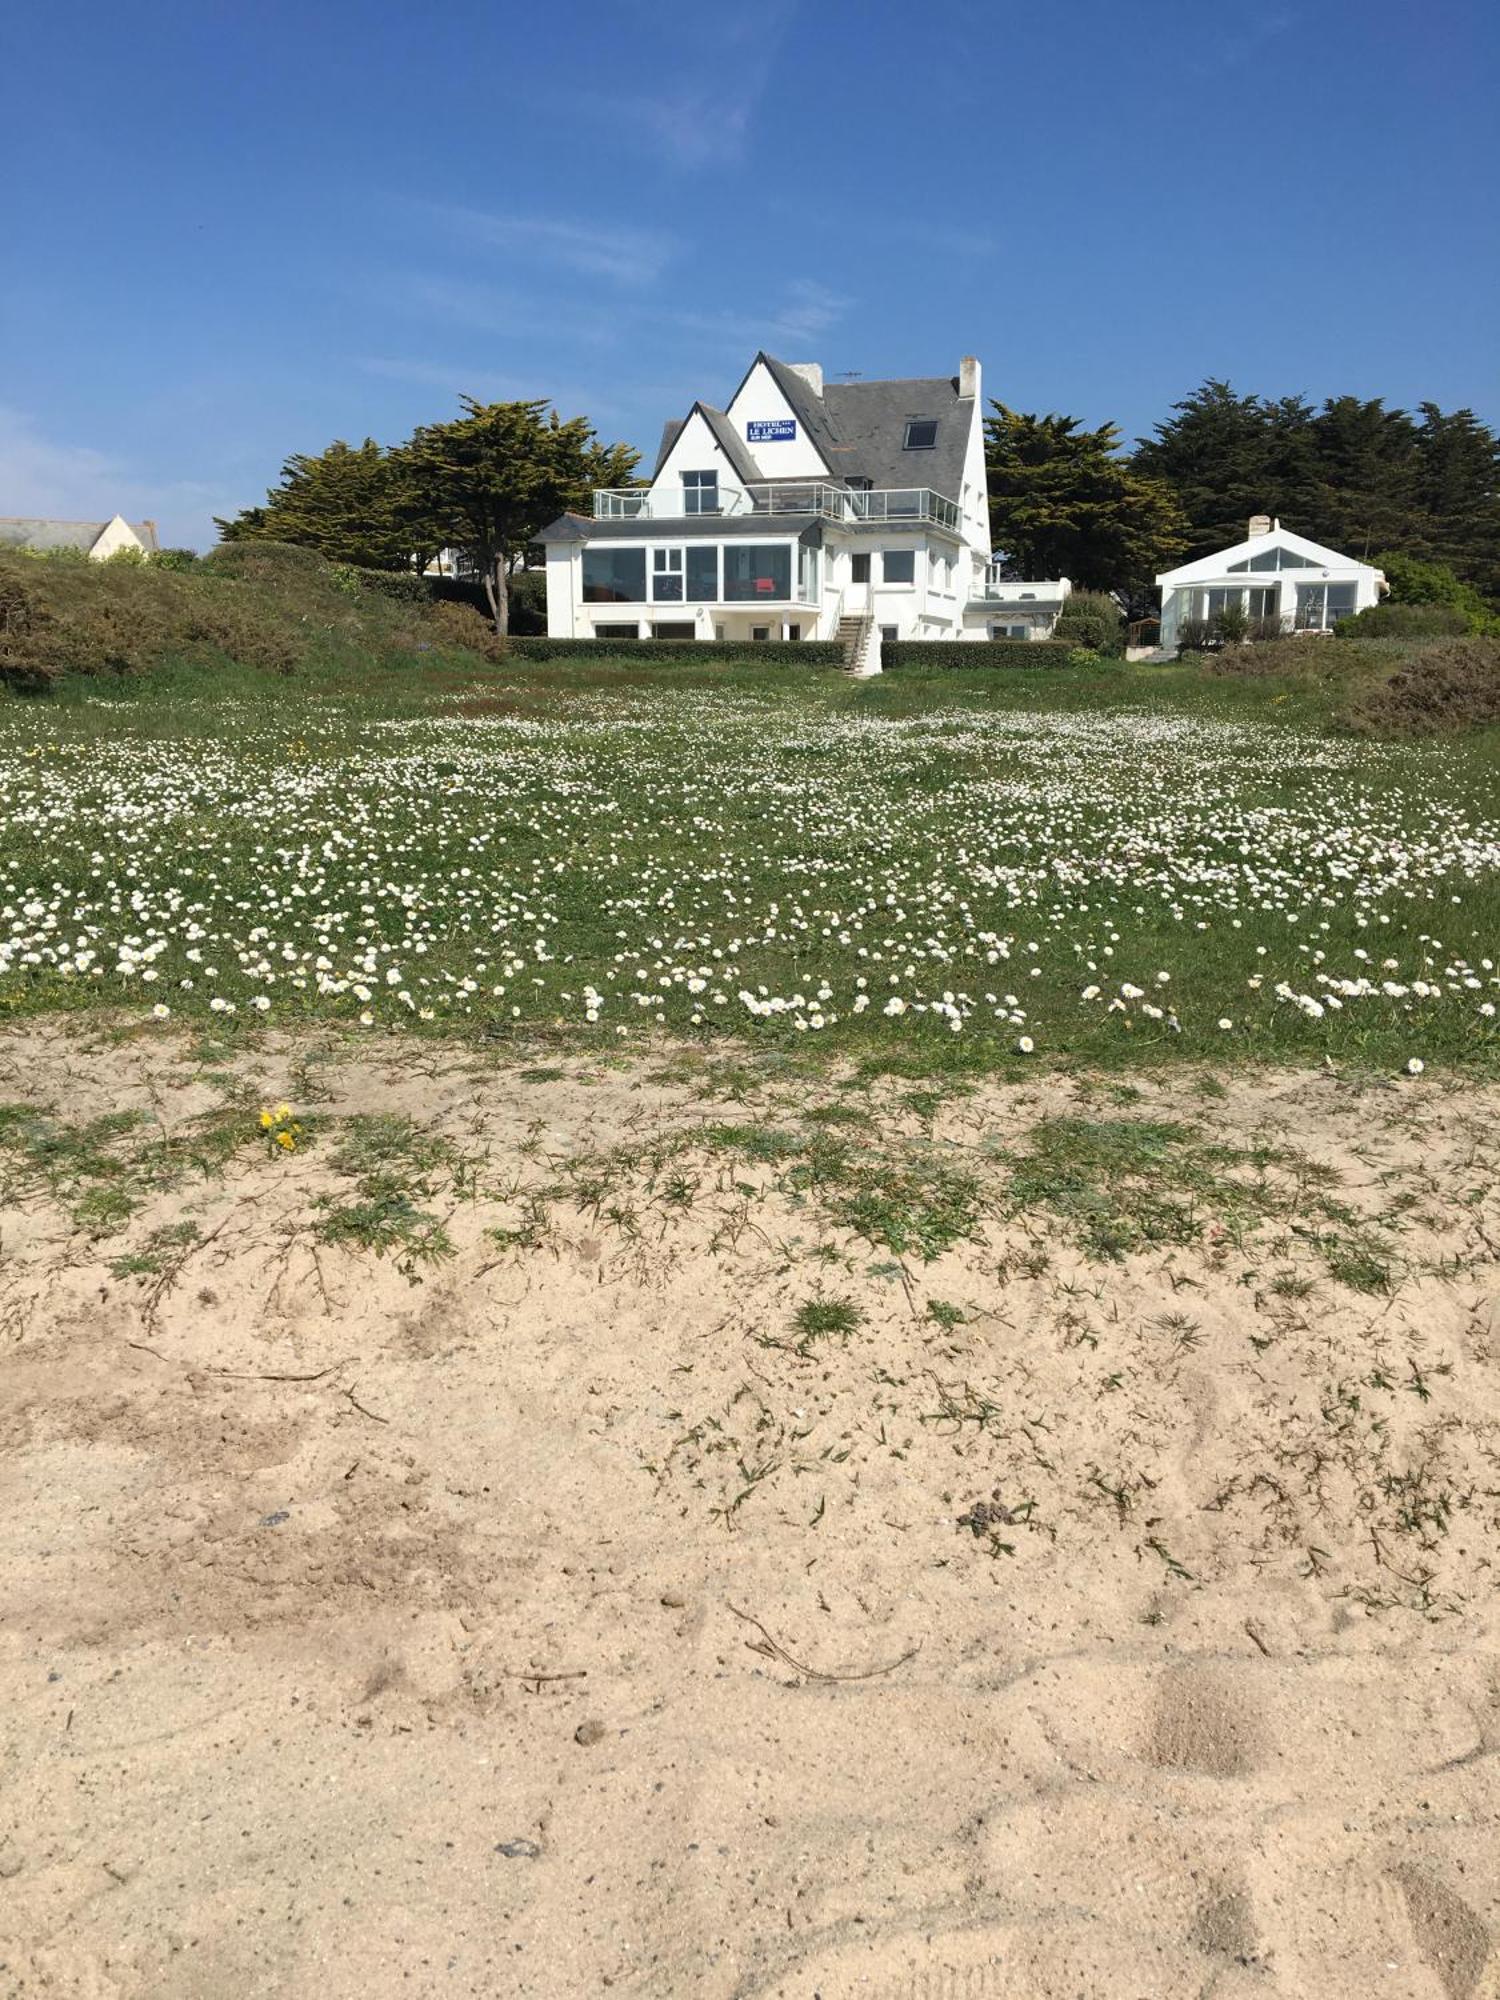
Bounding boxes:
747 418 797 443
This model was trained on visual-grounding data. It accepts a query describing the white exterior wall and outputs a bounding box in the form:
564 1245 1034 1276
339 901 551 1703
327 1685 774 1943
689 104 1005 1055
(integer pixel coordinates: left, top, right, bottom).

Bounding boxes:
90 514 148 560
722 361 830 479
653 409 752 514
1158 534 1385 651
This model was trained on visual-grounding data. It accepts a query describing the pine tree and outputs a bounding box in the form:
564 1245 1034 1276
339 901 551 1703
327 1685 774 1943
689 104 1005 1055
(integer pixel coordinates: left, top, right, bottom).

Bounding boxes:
215 439 422 571
983 406 1186 598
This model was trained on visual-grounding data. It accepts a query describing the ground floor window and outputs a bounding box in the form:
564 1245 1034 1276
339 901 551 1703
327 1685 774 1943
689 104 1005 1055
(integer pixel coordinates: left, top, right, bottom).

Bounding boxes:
851 553 871 583
652 549 684 601
880 624 898 643
990 623 1027 640
785 624 801 641
751 625 772 641
594 622 639 639
1186 584 1284 626
583 547 646 603
723 544 792 601
1294 581 1358 630
882 550 915 585
651 622 695 640
796 544 819 601
686 545 717 601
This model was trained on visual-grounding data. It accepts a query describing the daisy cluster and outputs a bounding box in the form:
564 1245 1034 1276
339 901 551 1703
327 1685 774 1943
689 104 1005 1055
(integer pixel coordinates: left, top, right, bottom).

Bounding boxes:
1 694 1496 1063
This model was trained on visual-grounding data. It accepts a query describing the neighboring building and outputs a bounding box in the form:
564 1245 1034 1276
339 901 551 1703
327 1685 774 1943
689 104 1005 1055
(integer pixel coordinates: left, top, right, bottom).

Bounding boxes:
0 514 161 560
538 352 1067 670
1157 518 1385 652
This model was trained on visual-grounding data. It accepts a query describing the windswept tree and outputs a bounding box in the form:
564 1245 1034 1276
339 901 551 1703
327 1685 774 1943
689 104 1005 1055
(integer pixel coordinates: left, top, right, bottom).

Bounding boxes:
215 438 424 571
984 405 1187 599
399 399 637 634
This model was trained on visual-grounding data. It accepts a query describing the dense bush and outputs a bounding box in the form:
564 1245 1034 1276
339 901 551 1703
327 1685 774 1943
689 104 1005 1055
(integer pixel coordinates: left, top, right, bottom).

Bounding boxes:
1340 636 1500 736
508 637 844 667
882 640 1079 669
1335 601 1470 641
426 599 506 659
1053 590 1125 655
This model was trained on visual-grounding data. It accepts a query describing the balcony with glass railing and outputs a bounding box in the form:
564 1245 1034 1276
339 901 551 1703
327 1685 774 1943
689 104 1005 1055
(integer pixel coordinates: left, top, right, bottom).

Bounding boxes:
970 567 1070 604
591 484 961 532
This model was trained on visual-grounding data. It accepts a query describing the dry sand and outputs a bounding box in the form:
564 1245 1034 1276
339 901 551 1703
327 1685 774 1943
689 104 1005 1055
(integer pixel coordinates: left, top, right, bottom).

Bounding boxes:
2 1022 1499 1998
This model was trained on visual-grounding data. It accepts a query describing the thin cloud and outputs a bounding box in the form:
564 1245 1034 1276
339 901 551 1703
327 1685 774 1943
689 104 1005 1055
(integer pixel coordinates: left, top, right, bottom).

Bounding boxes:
405 204 679 286
571 0 799 169
671 280 855 359
374 271 620 346
0 405 233 550
356 358 626 423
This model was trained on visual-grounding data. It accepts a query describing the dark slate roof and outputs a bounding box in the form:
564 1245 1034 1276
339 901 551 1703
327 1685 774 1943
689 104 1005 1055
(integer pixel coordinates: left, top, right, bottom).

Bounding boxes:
539 511 823 546
0 515 160 554
821 375 971 495
756 356 845 472
652 419 686 477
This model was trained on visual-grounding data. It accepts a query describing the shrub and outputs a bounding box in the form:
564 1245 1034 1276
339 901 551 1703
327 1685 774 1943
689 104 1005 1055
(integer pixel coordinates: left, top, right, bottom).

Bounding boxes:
200 539 330 584
1213 603 1248 645
1175 619 1221 655
149 548 200 572
329 562 433 606
1340 636 1500 736
1053 591 1125 655
0 568 61 691
1335 601 1470 641
426 599 506 659
508 637 844 667
882 640 1079 669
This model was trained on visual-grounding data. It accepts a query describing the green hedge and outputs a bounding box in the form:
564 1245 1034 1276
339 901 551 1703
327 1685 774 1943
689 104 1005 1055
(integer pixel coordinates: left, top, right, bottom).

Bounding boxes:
508 637 845 667
883 640 1080 670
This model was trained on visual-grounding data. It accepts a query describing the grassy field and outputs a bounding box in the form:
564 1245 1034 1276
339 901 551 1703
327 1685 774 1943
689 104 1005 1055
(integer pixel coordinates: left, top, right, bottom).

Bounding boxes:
2 649 1497 1078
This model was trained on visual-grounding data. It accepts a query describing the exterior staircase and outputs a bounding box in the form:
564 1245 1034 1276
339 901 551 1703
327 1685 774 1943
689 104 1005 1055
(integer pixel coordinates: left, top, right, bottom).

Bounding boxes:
835 613 876 676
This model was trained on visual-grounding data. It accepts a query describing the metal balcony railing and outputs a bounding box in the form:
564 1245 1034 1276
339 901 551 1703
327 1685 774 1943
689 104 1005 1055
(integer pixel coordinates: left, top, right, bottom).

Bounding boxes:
591 485 962 532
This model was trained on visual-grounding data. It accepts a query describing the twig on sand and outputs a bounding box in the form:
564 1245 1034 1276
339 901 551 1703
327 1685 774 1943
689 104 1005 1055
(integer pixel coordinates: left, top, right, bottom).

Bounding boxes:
210 1357 352 1383
495 1668 588 1687
342 1385 390 1424
728 1603 920 1683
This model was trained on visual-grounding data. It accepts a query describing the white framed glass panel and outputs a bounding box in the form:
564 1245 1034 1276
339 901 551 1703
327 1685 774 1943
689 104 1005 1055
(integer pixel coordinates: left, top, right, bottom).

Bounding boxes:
723 545 791 601
652 548 685 601
583 547 646 602
882 550 916 584
683 471 719 515
685 545 718 601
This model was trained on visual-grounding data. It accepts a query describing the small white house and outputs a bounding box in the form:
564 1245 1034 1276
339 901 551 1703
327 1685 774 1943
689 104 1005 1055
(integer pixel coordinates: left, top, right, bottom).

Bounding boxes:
538 352 1068 670
0 514 161 560
1157 518 1385 652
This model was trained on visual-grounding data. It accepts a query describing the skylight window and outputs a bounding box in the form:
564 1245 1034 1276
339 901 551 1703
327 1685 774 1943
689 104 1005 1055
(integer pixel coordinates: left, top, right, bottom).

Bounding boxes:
903 419 939 450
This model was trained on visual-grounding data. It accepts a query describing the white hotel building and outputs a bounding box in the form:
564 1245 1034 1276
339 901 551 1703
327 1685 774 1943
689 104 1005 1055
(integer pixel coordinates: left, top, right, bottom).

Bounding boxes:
539 352 1069 670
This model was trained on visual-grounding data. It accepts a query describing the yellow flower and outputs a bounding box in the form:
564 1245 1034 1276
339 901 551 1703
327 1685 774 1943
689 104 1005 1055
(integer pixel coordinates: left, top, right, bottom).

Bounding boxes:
260 1109 274 1129
273 1102 292 1122
276 1129 296 1151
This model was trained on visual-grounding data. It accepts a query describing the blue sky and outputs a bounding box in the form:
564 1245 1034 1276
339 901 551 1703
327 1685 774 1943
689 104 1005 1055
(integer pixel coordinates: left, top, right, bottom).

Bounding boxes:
3 0 1496 548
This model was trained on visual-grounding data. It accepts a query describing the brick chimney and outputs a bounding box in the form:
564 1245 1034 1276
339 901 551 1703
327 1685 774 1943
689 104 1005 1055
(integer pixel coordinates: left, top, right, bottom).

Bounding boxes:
959 355 981 400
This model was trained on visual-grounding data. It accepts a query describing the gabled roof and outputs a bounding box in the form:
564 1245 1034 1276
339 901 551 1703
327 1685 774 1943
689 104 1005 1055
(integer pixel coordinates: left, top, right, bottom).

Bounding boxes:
0 515 160 555
652 402 766 485
1158 525 1384 586
717 353 974 496
822 375 971 495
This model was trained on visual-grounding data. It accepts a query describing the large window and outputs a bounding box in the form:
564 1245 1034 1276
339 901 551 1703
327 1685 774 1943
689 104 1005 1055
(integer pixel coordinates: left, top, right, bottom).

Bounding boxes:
723 544 791 601
686 545 718 600
797 544 820 601
652 548 684 601
683 470 719 515
882 550 915 584
583 547 646 603
1295 581 1358 630
1228 545 1324 573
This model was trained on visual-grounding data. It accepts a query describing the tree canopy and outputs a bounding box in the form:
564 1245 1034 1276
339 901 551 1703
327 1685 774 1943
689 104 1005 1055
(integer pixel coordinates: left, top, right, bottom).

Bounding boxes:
215 439 420 572
400 398 637 632
984 406 1187 600
1132 383 1500 600
215 400 638 631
